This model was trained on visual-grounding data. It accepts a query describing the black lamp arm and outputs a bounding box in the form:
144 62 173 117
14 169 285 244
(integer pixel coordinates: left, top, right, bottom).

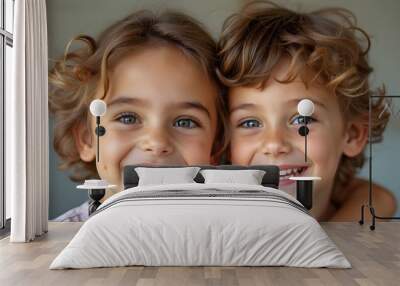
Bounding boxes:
94 116 106 162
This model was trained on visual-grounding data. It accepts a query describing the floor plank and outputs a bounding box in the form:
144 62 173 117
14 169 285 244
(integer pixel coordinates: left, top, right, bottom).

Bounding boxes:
0 222 399 286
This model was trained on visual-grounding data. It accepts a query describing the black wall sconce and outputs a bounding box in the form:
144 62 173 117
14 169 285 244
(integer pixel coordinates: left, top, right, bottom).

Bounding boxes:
89 99 107 163
76 99 113 215
290 99 321 210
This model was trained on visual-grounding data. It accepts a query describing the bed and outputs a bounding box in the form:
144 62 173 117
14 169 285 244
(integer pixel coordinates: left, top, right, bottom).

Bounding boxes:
49 165 350 269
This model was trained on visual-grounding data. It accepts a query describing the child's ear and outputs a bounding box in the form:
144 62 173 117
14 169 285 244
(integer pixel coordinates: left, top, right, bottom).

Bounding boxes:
343 121 368 157
72 120 96 162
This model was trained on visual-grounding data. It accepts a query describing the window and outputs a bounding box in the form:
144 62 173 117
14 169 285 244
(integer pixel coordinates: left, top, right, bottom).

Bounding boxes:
1 0 14 233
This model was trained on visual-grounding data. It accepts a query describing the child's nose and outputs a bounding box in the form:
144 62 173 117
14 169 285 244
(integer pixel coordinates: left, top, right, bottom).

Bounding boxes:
138 128 174 156
259 128 292 157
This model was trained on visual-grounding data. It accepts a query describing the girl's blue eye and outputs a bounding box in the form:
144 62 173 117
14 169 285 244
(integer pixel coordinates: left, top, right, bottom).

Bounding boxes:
174 118 198 129
117 113 139 125
290 115 315 125
239 119 262 128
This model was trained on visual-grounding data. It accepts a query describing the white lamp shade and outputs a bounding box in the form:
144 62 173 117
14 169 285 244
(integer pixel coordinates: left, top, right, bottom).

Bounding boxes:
90 99 107 117
297 99 314 116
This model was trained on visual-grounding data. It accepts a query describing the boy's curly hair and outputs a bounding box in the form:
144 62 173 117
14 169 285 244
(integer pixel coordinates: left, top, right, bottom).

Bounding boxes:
217 1 390 207
49 10 229 182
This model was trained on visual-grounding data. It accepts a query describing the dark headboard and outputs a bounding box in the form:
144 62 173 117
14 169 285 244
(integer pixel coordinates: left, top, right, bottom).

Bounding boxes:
123 165 280 189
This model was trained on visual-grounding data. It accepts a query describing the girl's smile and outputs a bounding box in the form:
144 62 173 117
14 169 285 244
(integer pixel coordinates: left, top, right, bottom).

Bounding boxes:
78 45 219 198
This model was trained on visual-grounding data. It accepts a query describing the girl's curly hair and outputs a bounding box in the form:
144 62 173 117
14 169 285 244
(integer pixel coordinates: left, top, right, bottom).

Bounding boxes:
49 10 229 181
217 1 390 207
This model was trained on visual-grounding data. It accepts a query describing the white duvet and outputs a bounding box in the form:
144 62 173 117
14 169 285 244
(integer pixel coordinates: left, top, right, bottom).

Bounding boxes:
50 183 351 269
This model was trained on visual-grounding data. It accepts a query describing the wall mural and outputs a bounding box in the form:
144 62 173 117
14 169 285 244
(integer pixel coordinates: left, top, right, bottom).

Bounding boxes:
47 0 399 222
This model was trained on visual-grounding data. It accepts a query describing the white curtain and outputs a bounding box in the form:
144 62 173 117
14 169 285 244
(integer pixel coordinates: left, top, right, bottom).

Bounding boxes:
7 0 49 242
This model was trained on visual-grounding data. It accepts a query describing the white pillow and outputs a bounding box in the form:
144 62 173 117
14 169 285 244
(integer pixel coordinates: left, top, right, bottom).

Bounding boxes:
135 167 201 186
200 169 266 185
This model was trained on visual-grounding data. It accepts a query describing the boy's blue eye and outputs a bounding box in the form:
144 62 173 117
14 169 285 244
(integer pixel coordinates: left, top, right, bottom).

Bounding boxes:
174 118 198 129
290 115 315 125
238 119 262 128
117 113 139 125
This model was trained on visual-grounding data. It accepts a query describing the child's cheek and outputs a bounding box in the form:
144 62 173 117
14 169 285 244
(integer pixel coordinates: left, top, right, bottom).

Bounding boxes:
307 131 343 203
307 139 337 218
97 130 133 185
176 135 214 164
230 136 256 165
103 131 132 162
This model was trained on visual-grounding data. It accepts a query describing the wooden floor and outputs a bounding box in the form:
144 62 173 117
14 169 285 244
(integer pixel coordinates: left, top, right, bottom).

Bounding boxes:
0 222 399 286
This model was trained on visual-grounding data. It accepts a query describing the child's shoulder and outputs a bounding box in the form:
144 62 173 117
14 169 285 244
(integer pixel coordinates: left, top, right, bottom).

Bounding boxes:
330 177 397 221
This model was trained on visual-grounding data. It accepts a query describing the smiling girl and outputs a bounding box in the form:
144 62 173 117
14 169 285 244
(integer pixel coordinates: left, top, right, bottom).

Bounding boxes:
217 1 396 220
49 10 229 221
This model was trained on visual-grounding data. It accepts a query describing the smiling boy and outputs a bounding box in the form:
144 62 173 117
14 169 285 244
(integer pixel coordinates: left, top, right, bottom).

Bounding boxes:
217 1 396 220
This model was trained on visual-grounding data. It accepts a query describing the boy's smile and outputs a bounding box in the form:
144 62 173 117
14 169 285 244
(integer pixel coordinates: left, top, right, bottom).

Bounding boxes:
228 61 350 219
277 165 309 186
214 2 382 221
